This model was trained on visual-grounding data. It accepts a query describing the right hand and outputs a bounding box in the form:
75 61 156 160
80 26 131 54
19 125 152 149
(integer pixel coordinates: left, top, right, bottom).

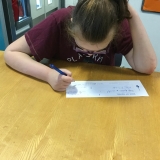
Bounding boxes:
47 68 74 92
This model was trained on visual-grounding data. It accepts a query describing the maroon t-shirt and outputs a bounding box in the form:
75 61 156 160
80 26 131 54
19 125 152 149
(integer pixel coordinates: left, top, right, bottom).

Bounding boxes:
25 6 133 66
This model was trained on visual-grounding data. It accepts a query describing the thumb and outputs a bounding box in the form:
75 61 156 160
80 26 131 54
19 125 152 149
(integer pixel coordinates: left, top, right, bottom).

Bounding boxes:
60 68 72 77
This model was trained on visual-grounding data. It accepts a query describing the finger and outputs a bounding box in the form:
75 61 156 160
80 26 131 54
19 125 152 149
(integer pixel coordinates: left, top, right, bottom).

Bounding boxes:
54 86 67 92
62 75 74 83
62 83 71 87
60 69 72 77
60 83 72 90
62 82 71 86
58 86 69 91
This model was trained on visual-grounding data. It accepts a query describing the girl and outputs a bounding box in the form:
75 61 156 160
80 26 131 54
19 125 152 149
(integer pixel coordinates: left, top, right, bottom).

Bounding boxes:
4 0 157 91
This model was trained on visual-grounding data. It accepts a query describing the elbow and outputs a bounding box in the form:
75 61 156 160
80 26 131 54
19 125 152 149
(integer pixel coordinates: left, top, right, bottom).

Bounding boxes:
142 50 158 74
133 57 157 75
147 64 157 75
145 67 156 75
143 58 157 75
4 46 14 65
4 47 10 64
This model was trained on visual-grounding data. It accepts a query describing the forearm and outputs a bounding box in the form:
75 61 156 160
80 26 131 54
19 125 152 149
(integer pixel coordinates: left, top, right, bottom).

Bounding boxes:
128 5 157 73
4 50 51 82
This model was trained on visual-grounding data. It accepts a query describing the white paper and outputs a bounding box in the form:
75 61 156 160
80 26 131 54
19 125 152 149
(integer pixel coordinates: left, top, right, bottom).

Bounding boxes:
66 80 149 98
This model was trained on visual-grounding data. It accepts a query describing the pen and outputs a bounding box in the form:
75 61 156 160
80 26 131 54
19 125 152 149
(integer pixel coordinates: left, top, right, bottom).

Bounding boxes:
49 64 67 76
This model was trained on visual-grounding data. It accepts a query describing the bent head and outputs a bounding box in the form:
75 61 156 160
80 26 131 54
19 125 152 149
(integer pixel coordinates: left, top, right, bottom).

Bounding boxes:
66 0 131 53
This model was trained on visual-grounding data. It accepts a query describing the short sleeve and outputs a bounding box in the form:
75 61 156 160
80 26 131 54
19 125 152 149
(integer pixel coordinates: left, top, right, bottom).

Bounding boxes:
115 19 133 56
25 14 59 61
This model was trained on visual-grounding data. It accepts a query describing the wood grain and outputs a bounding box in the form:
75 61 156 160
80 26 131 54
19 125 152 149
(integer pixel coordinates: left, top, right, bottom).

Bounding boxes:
0 51 160 160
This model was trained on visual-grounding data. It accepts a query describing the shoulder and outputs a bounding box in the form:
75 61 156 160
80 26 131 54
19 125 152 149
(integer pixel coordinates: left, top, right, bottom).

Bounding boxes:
26 6 74 35
112 19 133 55
51 6 74 24
115 19 132 42
119 19 131 35
31 6 74 29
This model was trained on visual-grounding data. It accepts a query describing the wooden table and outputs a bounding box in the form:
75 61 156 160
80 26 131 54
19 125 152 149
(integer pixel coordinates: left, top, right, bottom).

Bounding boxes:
0 51 160 160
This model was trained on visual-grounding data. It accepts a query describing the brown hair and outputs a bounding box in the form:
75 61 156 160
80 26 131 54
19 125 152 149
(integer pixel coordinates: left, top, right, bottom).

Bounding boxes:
66 0 131 43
